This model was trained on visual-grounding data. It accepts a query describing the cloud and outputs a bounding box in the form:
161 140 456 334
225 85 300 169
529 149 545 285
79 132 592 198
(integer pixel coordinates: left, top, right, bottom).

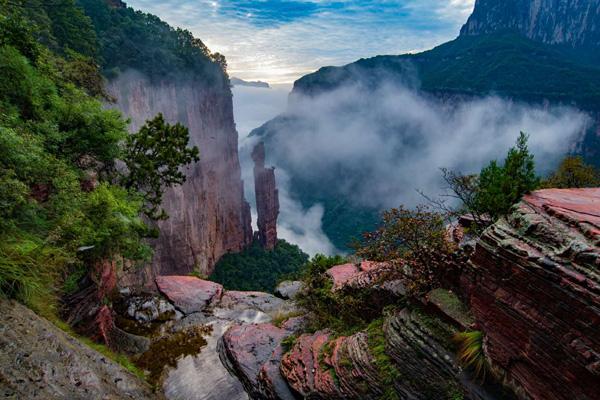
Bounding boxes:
234 85 337 255
259 81 589 238
125 0 476 83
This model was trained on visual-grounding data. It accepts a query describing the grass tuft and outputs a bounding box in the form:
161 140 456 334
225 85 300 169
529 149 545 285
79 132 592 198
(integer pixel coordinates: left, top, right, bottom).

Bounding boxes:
453 331 487 379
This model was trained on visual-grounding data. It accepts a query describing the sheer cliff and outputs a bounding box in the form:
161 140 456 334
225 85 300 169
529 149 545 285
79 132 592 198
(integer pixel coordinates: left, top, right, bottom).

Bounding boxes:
461 0 600 50
80 0 253 277
108 74 252 277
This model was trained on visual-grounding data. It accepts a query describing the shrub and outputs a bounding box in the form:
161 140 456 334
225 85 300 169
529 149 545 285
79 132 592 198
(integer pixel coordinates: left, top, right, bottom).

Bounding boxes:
353 205 456 297
542 156 600 188
453 331 486 379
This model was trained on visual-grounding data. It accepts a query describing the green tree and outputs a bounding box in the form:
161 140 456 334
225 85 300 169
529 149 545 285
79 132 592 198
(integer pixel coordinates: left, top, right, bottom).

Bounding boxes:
542 156 600 188
476 132 539 219
123 113 199 220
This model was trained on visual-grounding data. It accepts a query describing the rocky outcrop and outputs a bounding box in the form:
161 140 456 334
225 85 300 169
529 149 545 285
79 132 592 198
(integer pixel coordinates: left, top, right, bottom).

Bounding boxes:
278 308 495 400
155 276 223 314
112 275 298 400
252 142 279 250
463 188 600 400
327 261 405 296
0 299 157 400
109 72 252 280
220 323 298 400
461 0 600 49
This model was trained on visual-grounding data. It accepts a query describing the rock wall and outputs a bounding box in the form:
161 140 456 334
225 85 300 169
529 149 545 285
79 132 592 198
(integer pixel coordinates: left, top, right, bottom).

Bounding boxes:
461 0 600 48
109 72 252 279
251 142 279 250
462 188 600 400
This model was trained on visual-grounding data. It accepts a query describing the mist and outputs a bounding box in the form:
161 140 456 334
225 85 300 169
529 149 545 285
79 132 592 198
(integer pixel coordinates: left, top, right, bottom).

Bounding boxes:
235 81 590 255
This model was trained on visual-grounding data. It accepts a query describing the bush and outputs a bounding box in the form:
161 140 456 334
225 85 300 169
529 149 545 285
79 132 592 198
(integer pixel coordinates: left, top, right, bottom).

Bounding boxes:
354 205 456 297
542 156 600 188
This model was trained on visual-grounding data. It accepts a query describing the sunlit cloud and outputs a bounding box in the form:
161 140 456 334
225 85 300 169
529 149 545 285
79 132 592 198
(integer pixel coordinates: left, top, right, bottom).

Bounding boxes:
125 0 475 83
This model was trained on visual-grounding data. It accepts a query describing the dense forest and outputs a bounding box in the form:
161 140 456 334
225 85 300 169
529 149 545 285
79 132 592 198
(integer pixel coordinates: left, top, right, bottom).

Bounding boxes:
210 239 308 292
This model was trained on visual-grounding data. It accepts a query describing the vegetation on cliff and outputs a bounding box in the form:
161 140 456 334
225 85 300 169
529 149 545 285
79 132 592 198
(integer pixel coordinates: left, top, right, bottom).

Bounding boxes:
78 0 228 84
0 2 200 320
209 239 309 292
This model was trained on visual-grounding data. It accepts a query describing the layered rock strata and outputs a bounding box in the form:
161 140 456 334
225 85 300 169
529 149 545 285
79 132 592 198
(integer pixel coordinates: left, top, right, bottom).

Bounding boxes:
109 73 253 279
0 299 157 400
252 142 279 250
463 188 600 400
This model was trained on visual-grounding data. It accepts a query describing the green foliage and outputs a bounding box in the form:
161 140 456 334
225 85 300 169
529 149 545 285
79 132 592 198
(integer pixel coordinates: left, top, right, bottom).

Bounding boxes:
78 0 228 84
210 240 309 293
296 33 600 108
122 113 199 220
475 132 539 220
354 205 456 297
366 318 401 400
453 331 486 379
0 9 149 311
542 156 600 188
1 0 98 59
295 254 400 334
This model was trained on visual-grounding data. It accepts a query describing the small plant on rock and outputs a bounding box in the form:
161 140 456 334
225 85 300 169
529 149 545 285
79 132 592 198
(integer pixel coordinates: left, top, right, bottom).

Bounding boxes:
453 331 487 379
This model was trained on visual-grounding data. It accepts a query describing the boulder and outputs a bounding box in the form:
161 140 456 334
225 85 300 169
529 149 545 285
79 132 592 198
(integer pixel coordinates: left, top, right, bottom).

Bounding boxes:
463 188 600 400
0 299 157 400
155 276 223 314
220 323 296 399
274 280 303 299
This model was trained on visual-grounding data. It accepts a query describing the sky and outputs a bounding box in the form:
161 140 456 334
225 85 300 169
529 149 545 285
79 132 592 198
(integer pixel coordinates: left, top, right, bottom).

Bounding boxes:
126 0 475 84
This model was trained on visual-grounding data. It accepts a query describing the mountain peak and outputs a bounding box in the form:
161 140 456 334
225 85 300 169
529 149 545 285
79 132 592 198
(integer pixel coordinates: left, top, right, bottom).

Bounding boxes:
460 0 600 49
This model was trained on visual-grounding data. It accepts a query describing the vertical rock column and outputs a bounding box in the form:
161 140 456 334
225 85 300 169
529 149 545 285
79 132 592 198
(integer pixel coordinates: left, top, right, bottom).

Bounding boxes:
252 142 279 250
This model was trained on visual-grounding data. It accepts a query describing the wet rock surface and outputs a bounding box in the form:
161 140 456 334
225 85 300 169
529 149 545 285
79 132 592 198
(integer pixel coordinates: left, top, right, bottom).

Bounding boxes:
220 323 297 400
114 276 298 400
156 276 223 314
463 188 600 400
0 299 158 400
274 280 303 300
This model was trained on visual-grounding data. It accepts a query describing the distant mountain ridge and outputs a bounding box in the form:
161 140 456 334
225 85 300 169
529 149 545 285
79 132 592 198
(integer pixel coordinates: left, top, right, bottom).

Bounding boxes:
461 0 600 50
251 0 600 251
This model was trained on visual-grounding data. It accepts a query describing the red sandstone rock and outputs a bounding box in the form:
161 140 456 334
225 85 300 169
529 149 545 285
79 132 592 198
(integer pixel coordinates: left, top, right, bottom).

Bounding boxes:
326 261 405 295
252 142 279 250
463 188 600 400
109 76 253 281
155 276 223 314
220 323 296 399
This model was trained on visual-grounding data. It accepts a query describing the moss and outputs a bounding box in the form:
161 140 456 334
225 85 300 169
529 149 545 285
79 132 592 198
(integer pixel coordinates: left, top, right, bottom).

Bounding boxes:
271 309 305 328
47 315 146 380
413 308 457 350
281 334 298 353
135 325 212 386
366 318 401 400
428 289 475 327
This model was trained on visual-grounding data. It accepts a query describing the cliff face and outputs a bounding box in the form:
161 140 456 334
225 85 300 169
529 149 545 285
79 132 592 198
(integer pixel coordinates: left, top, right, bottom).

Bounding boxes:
461 0 600 48
251 142 279 250
109 72 252 278
463 188 600 400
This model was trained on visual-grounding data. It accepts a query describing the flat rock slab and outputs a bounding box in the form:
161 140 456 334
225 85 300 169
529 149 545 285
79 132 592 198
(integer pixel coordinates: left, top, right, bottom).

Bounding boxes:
219 291 287 314
156 276 223 314
0 299 157 400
